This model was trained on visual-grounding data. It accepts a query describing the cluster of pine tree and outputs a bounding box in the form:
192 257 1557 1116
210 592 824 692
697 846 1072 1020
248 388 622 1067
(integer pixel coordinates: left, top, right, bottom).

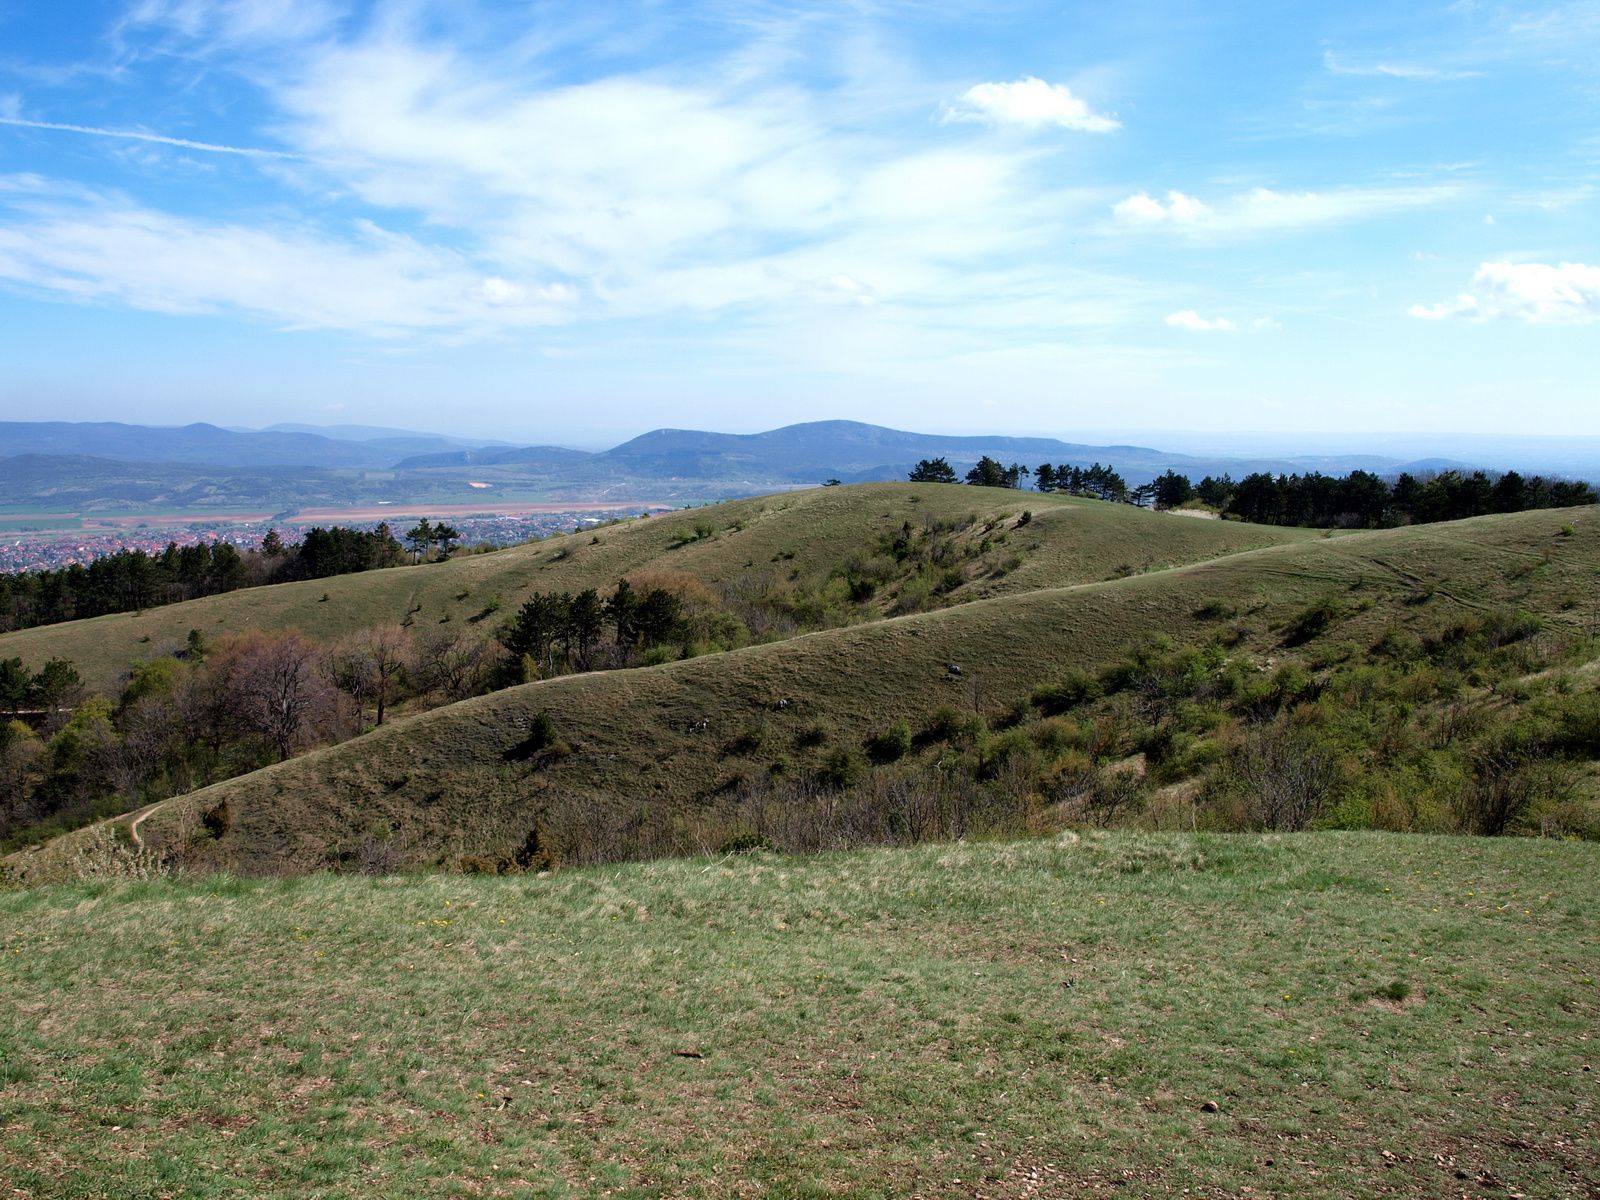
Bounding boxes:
0 542 248 631
500 579 687 677
1181 469 1595 528
0 521 462 634
1033 463 1129 501
907 456 1130 500
910 454 1593 528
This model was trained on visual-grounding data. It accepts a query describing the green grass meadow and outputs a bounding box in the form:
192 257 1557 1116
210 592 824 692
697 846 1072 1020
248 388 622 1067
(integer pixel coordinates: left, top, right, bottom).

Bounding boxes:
3 832 1596 1198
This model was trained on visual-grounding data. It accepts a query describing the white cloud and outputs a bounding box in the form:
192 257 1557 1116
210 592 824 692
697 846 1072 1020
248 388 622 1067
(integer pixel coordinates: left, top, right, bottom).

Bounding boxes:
0 27 1122 338
1113 191 1209 224
466 277 577 307
0 179 585 334
945 77 1119 133
1410 262 1600 322
0 13 1162 350
1114 185 1453 234
1166 311 1235 331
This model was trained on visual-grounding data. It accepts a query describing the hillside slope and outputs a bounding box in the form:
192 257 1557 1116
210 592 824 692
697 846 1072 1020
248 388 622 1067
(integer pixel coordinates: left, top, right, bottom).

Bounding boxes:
47 503 1594 876
0 483 1311 688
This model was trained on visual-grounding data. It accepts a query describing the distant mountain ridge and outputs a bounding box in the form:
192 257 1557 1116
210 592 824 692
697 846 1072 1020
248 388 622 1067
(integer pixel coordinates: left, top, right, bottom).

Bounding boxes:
0 419 1490 513
252 423 516 448
0 422 476 469
396 419 1435 484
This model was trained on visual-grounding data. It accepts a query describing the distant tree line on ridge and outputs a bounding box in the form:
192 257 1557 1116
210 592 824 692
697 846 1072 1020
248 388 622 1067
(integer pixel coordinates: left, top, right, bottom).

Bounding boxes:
910 456 1132 500
0 520 463 634
909 455 1595 528
1148 467 1596 528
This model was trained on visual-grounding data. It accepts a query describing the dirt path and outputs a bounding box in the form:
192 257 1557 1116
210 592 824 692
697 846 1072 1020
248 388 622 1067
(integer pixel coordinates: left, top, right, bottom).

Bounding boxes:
125 800 170 850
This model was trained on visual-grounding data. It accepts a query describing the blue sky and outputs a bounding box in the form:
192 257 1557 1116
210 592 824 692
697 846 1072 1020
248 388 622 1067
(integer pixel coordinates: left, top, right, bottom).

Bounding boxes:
0 0 1596 446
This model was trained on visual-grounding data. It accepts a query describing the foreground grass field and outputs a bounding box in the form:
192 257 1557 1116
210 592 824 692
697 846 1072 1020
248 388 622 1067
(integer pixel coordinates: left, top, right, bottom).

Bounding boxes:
3 832 1596 1198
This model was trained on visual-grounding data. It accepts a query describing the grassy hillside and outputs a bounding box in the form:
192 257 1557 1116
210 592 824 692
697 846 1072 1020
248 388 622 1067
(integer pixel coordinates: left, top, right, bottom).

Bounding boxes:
16 503 1590 879
2 833 1595 1198
0 483 1310 690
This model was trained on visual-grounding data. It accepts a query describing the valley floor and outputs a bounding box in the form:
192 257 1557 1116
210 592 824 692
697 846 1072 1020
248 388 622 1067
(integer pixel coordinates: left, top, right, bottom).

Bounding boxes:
2 831 1596 1198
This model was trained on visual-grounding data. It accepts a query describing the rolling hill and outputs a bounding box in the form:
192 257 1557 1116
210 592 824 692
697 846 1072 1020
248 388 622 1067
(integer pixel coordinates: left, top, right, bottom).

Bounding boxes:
9 486 1593 880
0 482 1312 690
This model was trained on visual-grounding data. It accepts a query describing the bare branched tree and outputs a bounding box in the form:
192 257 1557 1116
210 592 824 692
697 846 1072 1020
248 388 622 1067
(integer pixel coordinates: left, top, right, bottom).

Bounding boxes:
324 637 377 731
359 625 408 725
408 629 504 703
1233 724 1340 831
235 633 335 761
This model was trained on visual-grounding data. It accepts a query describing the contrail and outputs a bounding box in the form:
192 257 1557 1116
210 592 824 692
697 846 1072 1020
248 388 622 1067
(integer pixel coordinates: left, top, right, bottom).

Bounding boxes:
0 116 305 159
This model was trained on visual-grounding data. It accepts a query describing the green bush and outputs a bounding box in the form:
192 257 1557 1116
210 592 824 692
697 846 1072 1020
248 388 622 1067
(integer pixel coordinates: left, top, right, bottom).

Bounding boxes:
1031 669 1103 715
819 747 865 788
867 718 913 763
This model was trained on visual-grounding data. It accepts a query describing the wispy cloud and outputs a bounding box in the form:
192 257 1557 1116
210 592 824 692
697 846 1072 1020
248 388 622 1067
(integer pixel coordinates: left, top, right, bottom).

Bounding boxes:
1113 185 1456 234
118 0 339 47
1411 262 1600 322
0 23 1132 340
0 116 304 158
0 177 581 335
942 77 1119 133
1163 312 1281 332
1322 51 1479 80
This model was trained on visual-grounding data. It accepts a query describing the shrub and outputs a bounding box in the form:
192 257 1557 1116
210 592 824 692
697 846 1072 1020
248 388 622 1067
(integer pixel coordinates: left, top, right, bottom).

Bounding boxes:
1454 738 1576 836
819 747 865 788
1031 669 1103 715
1030 717 1083 757
867 718 913 763
718 831 776 855
1229 723 1341 831
923 705 966 743
1555 693 1600 757
729 722 766 755
1281 595 1344 645
1193 598 1238 621
1048 761 1146 827
795 721 830 748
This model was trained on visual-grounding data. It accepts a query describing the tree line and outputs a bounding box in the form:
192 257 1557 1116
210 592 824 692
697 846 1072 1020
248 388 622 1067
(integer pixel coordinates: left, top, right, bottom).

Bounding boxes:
1152 468 1596 527
909 456 1130 500
908 454 1596 527
0 519 465 634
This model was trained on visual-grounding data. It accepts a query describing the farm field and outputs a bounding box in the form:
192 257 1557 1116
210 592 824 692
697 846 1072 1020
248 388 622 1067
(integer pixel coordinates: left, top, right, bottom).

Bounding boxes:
2 831 1596 1199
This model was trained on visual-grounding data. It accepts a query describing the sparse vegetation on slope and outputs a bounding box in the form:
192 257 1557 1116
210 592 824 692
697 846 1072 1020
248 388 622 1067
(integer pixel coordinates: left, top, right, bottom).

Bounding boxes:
10 504 1594 882
2 833 1595 1198
0 484 1311 691
0 486 1314 854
